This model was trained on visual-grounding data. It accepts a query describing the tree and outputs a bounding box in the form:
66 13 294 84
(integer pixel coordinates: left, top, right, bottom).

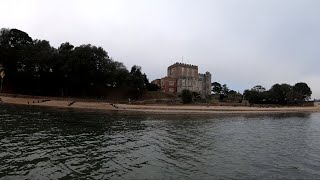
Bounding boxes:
244 82 312 105
15 39 56 95
281 83 293 103
58 42 74 53
251 85 266 92
243 89 264 103
110 61 129 88
181 89 193 104
66 44 120 94
0 28 33 92
293 82 312 102
54 42 75 96
0 28 144 97
212 82 242 102
269 83 293 104
147 83 160 91
226 90 243 103
212 82 222 94
127 65 146 98
222 84 229 96
141 73 160 91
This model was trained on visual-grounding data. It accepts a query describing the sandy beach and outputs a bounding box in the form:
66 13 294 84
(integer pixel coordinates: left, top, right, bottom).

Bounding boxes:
1 95 319 114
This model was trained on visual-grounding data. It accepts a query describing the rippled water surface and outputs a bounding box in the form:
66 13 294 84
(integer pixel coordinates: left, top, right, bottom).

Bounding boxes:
1 104 320 179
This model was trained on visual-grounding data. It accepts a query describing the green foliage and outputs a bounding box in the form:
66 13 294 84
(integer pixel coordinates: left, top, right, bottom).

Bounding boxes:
0 28 152 98
293 82 312 101
211 82 222 94
143 73 160 91
243 89 268 103
244 83 312 104
127 65 146 98
222 84 229 95
127 65 145 90
181 89 193 104
0 28 33 89
212 82 242 102
226 90 243 103
252 85 266 92
269 83 292 104
146 83 160 91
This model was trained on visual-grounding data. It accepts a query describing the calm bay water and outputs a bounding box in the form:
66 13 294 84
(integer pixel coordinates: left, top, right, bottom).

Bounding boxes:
1 104 320 179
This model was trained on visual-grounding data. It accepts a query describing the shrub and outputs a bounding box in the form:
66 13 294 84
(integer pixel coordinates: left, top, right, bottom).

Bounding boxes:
181 89 193 104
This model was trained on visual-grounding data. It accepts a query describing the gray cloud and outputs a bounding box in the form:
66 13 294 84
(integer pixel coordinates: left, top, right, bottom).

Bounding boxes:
1 0 320 98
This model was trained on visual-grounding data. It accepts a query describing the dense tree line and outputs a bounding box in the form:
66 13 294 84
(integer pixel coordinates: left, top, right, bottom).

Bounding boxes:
243 83 312 104
0 28 157 97
211 82 242 102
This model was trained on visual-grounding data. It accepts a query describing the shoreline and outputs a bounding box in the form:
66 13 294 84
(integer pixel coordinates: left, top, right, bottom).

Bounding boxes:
1 95 319 114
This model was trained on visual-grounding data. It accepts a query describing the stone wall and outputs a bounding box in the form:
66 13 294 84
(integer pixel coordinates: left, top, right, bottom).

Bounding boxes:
160 77 177 93
198 72 211 97
173 65 211 97
167 62 198 79
177 77 202 93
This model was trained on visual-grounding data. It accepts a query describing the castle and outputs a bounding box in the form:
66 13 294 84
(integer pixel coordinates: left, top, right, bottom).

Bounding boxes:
152 62 211 97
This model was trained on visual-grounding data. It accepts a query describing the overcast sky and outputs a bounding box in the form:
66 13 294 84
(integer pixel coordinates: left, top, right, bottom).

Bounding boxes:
1 0 320 98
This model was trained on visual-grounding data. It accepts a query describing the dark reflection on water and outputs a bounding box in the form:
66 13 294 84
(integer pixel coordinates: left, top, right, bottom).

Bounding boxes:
1 104 320 179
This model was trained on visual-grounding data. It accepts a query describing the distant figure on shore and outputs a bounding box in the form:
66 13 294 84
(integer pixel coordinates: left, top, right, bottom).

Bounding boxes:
128 98 131 104
110 103 119 109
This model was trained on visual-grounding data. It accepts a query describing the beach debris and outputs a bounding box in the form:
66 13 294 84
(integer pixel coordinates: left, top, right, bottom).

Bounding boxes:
68 101 76 106
110 103 119 109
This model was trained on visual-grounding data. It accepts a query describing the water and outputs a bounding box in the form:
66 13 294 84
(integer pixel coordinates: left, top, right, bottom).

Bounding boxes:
1 104 320 179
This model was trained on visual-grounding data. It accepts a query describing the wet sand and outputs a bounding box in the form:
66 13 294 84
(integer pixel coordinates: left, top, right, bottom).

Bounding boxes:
1 95 319 114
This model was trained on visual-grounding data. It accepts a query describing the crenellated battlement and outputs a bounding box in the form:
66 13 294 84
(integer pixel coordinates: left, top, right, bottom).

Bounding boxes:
168 62 198 69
